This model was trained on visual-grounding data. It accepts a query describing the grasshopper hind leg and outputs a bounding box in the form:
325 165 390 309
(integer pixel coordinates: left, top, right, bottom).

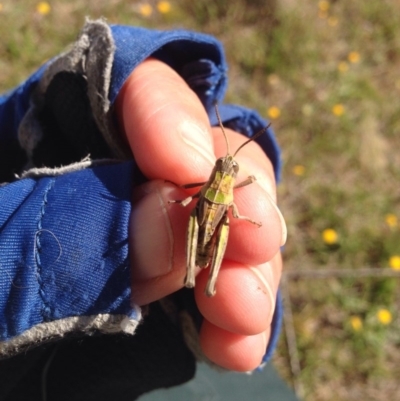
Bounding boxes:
184 208 198 288
205 216 230 297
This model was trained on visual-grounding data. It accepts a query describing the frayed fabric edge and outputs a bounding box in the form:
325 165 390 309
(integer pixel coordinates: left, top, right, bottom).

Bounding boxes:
18 18 129 167
17 156 124 178
0 308 142 359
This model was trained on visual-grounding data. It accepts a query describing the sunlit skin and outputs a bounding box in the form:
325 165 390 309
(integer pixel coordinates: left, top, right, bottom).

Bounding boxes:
116 58 285 372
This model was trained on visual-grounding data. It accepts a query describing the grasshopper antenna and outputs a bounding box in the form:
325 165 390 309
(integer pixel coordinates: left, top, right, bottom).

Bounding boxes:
214 104 230 155
233 123 272 157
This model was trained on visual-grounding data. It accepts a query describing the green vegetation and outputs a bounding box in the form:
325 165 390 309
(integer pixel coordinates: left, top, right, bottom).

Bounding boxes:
1 1 400 399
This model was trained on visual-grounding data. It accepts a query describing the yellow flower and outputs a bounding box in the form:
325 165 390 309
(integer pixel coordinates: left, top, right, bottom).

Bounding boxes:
389 255 400 271
350 316 363 331
36 1 51 15
332 104 345 116
0 3 3 12
139 3 153 17
318 0 330 11
267 106 281 119
338 61 349 73
322 228 338 245
327 16 338 27
385 213 397 228
292 165 305 176
348 51 360 64
377 309 392 325
157 1 171 14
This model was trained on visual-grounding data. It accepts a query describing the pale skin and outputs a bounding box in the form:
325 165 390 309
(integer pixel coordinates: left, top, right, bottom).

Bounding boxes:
116 58 286 372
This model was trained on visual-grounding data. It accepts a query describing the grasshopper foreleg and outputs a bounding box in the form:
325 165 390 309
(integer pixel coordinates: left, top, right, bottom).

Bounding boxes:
231 202 262 227
205 215 230 297
234 175 256 189
168 191 201 207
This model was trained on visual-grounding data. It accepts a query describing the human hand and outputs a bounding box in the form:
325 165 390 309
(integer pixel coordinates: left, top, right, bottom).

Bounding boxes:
116 58 286 372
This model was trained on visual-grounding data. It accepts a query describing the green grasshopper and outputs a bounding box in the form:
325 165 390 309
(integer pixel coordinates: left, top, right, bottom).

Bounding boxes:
169 105 270 297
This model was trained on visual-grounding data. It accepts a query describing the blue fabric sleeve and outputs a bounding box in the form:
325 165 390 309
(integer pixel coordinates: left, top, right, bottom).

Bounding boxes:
0 162 139 351
0 22 282 365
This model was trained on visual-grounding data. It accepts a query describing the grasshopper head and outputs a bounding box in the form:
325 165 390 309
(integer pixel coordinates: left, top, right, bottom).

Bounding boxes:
216 155 239 176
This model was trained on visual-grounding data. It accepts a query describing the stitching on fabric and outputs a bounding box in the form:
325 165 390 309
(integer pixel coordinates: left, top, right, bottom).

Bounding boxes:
34 177 56 322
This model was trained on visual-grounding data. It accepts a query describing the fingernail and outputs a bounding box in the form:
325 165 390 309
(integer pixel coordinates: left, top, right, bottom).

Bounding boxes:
266 193 287 246
178 119 215 166
130 182 174 280
262 331 269 351
250 265 276 324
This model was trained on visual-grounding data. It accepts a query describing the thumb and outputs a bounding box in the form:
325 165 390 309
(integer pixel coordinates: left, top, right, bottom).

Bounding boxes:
129 180 192 305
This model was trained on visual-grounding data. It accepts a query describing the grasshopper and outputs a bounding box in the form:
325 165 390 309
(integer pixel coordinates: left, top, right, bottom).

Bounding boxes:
169 105 270 297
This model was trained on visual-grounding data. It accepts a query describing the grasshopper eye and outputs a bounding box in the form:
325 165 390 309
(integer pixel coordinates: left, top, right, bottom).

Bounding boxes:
216 158 224 168
232 160 239 173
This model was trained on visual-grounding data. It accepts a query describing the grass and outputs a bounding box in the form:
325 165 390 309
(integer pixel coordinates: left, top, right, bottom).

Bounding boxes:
1 0 400 399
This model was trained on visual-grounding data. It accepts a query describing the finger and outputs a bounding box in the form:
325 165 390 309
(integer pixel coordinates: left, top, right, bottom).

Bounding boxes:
195 254 282 335
198 253 282 371
200 320 271 372
223 182 285 265
116 58 216 184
